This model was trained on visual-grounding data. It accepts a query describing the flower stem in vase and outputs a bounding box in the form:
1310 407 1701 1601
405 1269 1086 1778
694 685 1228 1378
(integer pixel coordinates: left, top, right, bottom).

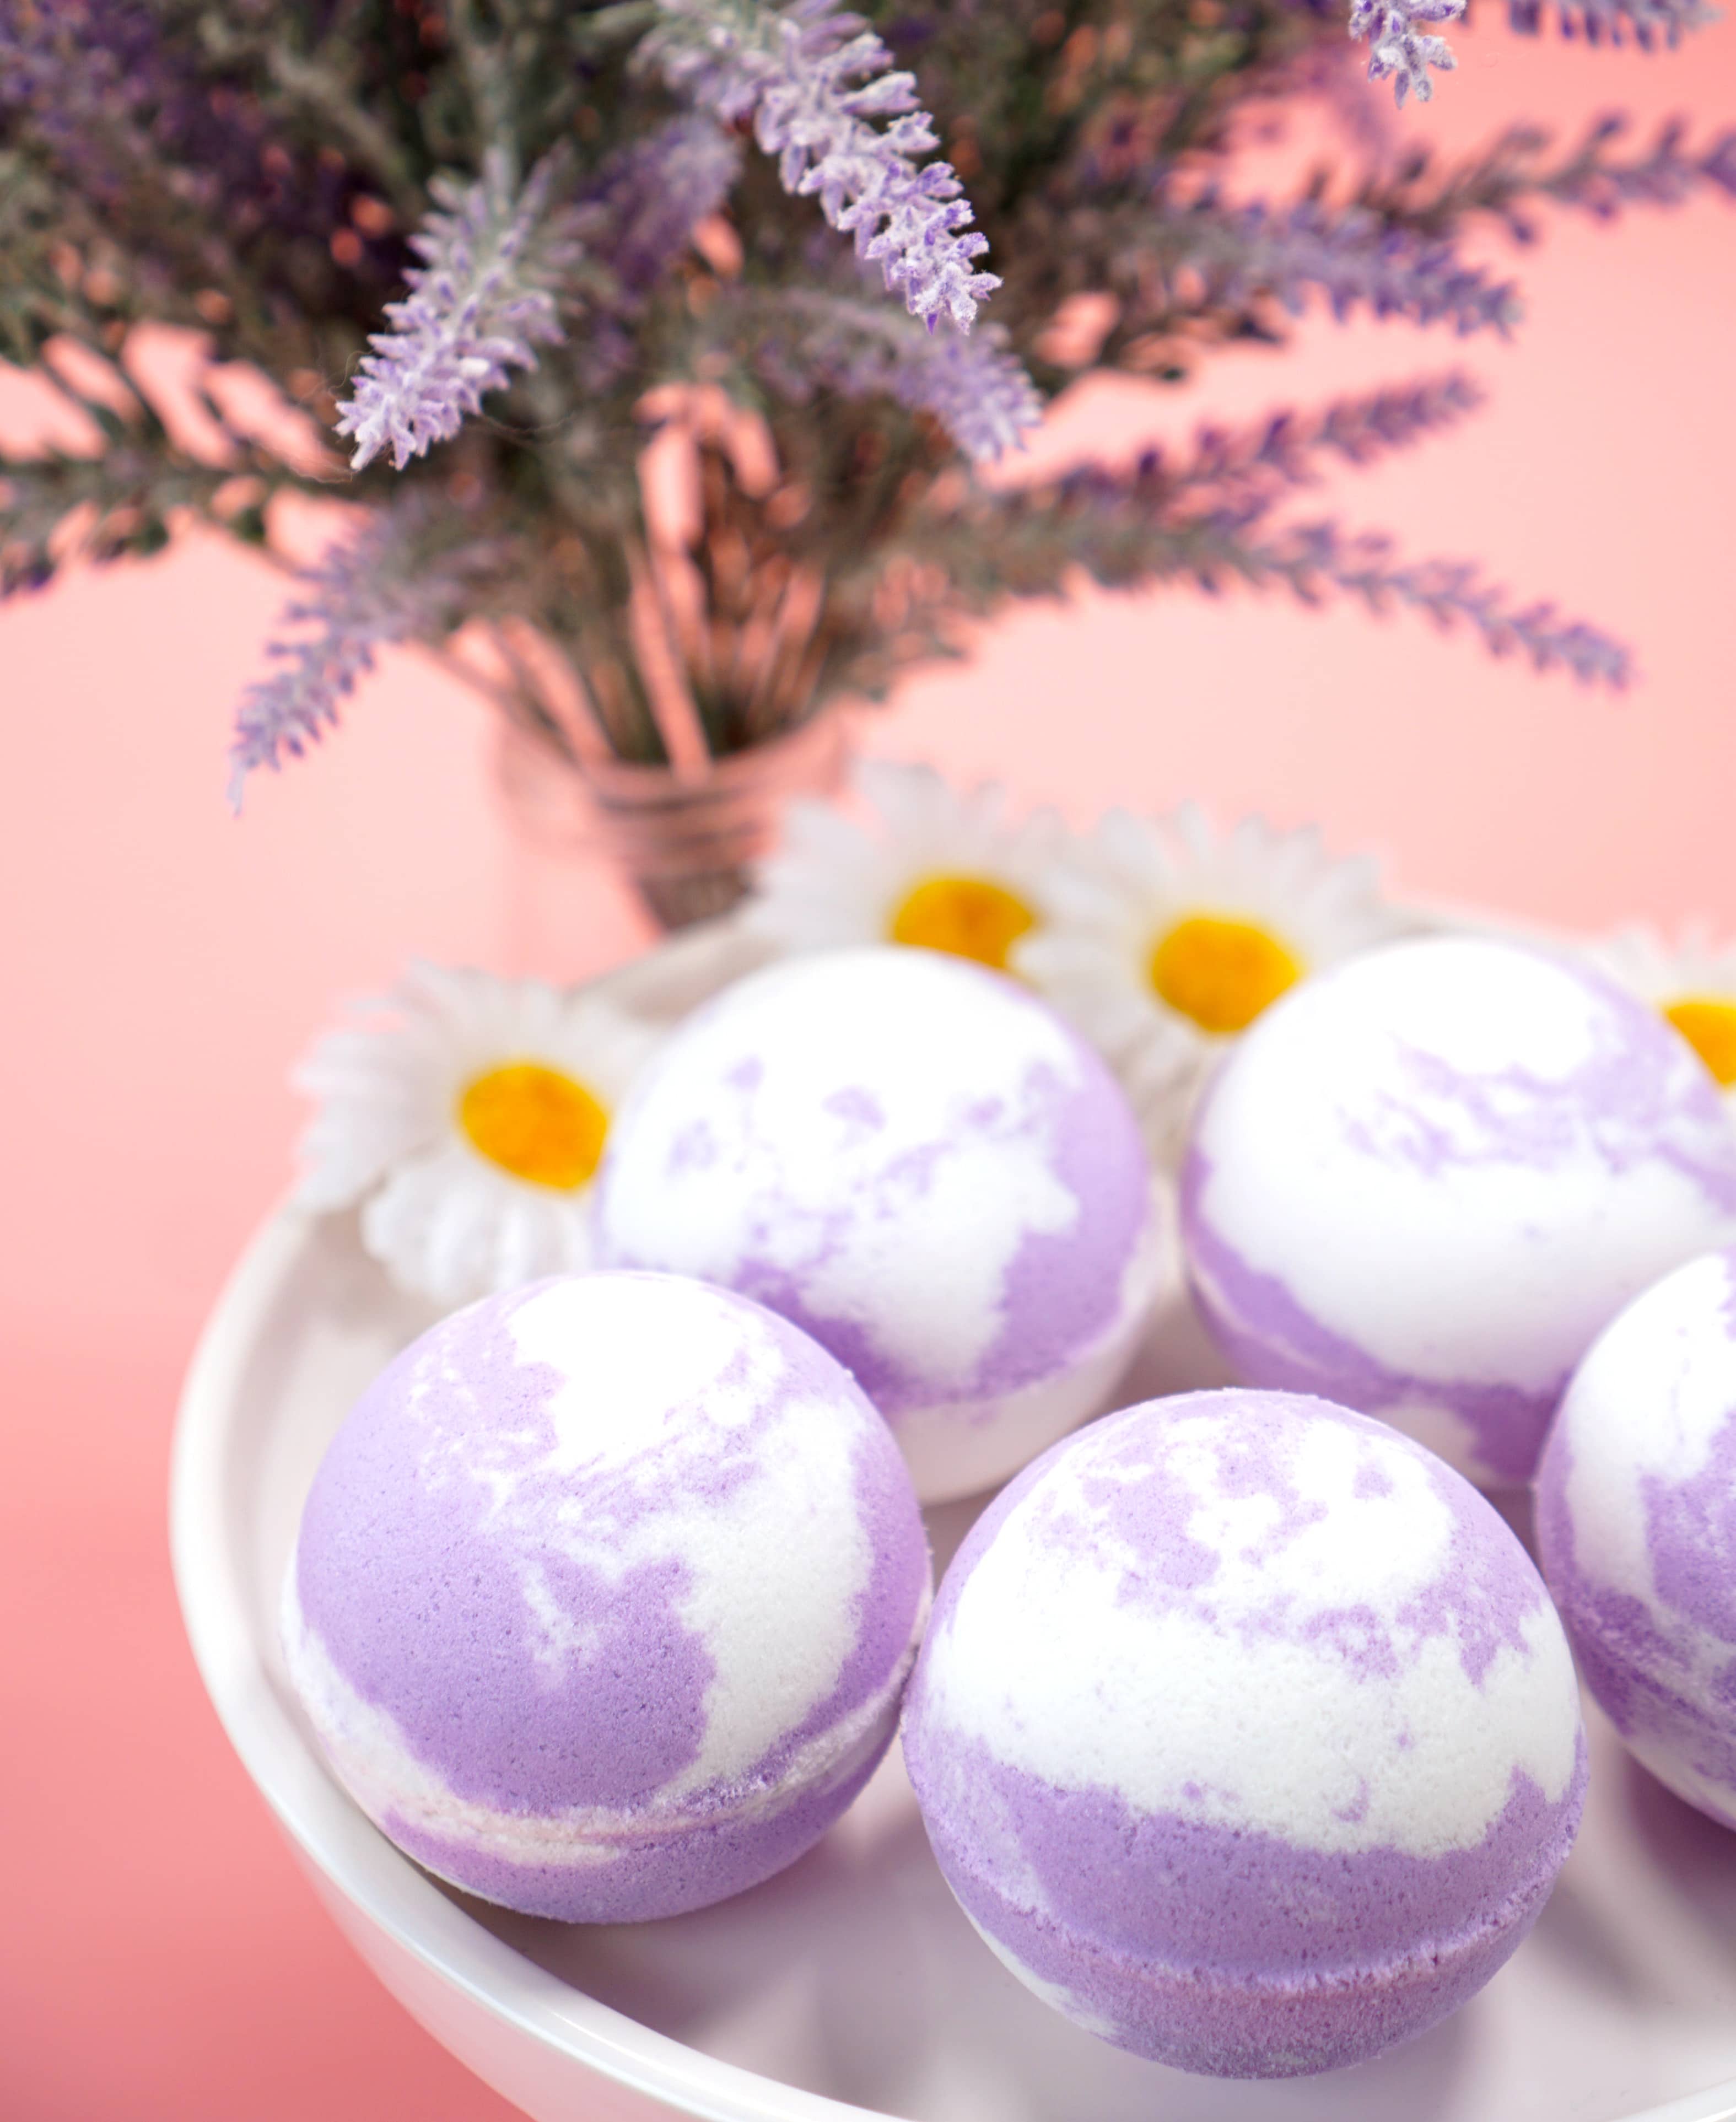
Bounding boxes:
495 709 849 933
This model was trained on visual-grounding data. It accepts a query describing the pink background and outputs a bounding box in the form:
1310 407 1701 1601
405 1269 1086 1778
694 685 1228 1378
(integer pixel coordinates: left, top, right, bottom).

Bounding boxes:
4 22 1734 2118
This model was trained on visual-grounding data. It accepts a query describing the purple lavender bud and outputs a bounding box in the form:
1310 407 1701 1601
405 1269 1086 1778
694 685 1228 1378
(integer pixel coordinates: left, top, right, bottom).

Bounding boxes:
1168 191 1522 335
1506 0 1711 45
584 114 743 305
227 505 484 806
1540 115 1736 218
1706 131 1736 197
1271 520 1632 684
1199 373 1485 491
768 292 1042 461
335 149 580 473
646 0 998 332
1350 0 1466 107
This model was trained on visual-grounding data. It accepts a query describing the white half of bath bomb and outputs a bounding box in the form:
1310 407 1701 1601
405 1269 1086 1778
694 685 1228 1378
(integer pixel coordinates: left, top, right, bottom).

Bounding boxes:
591 946 1161 1502
1181 935 1736 1485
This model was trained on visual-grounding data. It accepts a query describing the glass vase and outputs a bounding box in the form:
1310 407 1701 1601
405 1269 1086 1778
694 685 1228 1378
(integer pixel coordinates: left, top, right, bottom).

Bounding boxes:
495 709 849 931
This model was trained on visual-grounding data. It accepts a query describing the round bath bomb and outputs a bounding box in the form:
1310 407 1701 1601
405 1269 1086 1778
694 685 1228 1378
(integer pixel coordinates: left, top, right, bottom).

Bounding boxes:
592 946 1161 1503
1538 1247 1736 1828
282 1270 931 1922
1181 935 1736 1485
902 1388 1587 2079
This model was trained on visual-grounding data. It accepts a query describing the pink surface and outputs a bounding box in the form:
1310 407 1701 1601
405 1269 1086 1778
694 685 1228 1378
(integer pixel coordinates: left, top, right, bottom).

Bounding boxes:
3 20 1735 2119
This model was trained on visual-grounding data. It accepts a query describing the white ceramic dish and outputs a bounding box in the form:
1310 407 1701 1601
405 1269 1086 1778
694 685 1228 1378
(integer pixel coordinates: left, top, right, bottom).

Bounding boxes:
172 922 1736 2122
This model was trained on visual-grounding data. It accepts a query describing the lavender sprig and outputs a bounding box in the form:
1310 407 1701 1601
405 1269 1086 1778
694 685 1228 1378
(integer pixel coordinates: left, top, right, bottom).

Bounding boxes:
574 114 743 385
1177 373 1487 496
1511 114 1736 222
1 437 249 597
1350 0 1465 109
911 381 1629 688
227 506 486 806
335 149 579 472
1158 192 1522 335
1033 376 1487 525
1506 0 1711 46
975 487 1630 684
1351 115 1736 247
585 114 743 305
646 0 998 331
767 292 1043 462
1253 521 1631 684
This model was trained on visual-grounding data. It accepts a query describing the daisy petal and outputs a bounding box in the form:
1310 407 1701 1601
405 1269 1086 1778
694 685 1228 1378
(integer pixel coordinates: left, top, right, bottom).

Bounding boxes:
1016 805 1404 1166
293 962 663 1300
747 756 1072 976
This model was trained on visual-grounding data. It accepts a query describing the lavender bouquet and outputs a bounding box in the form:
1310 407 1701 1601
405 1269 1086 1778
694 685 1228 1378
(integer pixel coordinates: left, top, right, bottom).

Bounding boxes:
2 1 1730 914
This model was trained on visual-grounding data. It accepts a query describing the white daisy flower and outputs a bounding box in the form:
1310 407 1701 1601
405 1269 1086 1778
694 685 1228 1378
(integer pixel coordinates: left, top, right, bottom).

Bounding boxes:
748 757 1068 974
1587 922 1736 1106
294 962 662 1307
1015 803 1404 1161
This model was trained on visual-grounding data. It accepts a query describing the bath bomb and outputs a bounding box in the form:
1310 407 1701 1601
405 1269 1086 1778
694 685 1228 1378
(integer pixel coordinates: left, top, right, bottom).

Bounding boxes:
902 1388 1587 2079
592 946 1161 1503
1538 1247 1736 1828
1182 935 1736 1485
282 1270 931 1922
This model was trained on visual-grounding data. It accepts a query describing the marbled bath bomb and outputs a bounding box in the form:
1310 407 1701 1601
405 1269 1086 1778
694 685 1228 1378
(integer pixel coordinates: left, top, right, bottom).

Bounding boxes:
282 1271 931 1922
902 1388 1587 2079
1539 1247 1736 1828
592 946 1161 1504
1181 935 1736 1485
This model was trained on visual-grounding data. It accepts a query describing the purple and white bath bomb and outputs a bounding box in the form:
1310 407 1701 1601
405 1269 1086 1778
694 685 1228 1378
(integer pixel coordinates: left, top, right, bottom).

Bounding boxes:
1182 935 1736 1485
902 1388 1586 2079
592 947 1161 1503
282 1271 931 1922
1538 1247 1736 1828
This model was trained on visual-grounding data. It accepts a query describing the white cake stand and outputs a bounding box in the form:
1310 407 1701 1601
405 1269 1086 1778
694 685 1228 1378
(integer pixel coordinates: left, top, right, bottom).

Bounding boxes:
171 923 1736 2122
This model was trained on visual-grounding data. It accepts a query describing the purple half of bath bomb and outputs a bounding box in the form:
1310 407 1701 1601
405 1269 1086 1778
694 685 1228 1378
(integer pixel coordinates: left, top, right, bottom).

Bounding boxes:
909 1735 1583 2079
292 1275 929 1921
1536 1252 1736 1827
901 1390 1587 2076
1180 955 1736 1484
1180 1146 1555 1484
594 973 1154 1420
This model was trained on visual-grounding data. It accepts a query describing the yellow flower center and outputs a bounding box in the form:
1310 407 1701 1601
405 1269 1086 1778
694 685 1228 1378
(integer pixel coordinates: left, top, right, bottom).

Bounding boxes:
458 1063 609 1190
889 874 1037 971
1664 998 1736 1089
1149 914 1303 1036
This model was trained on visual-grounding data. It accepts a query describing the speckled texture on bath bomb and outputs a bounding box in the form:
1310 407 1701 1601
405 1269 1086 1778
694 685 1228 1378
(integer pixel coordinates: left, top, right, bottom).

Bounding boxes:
591 947 1161 1504
1538 1248 1736 1829
282 1271 932 1922
902 1388 1587 2080
1180 935 1736 1486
